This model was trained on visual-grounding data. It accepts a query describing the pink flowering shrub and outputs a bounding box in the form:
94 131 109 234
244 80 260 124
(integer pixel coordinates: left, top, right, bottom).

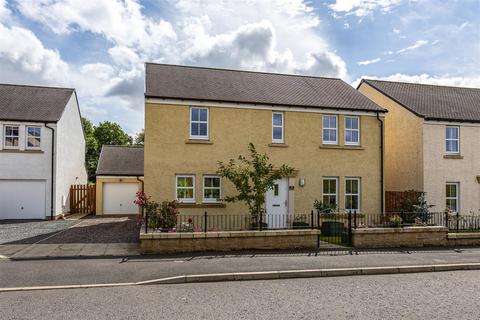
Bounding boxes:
134 191 179 230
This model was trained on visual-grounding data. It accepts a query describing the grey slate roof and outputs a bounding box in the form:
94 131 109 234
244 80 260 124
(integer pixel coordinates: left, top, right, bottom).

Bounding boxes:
145 63 385 112
0 83 75 122
361 79 480 122
96 145 144 176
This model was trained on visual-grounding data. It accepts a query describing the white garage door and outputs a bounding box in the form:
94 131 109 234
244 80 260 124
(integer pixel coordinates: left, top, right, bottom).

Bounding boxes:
0 180 46 220
103 182 139 215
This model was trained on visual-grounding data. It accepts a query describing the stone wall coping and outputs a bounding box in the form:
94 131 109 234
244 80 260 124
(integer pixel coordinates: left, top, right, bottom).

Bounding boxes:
353 226 448 234
140 229 319 239
448 233 480 239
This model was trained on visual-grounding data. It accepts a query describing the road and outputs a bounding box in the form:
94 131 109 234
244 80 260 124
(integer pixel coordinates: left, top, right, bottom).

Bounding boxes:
1 270 479 320
2 247 480 288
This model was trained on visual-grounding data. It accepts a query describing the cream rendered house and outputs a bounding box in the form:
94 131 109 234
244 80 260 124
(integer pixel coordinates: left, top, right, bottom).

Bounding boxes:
358 79 480 214
144 64 386 224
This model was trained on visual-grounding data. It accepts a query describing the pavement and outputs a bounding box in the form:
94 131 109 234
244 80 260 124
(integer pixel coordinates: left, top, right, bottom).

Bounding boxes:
2 247 480 288
1 270 479 320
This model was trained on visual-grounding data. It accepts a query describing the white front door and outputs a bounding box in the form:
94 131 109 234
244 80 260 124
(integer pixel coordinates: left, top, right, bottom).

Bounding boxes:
265 178 289 229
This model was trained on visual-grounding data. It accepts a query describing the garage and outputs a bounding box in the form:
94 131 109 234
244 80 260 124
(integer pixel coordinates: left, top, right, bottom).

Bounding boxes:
0 180 46 220
102 182 140 215
95 145 144 215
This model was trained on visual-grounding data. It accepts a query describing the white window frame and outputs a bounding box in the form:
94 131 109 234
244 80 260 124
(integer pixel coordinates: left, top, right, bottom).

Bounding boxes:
272 112 284 144
322 115 338 145
189 107 209 140
322 177 338 207
344 116 360 146
446 182 459 212
25 126 41 150
445 126 460 154
175 175 195 203
345 177 361 212
203 175 222 203
4 125 20 149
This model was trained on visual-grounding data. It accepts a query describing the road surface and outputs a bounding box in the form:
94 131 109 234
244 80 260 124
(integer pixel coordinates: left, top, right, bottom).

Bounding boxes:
1 270 479 320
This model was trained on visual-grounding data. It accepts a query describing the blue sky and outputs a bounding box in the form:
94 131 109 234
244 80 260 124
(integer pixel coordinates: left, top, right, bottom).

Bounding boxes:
0 0 479 135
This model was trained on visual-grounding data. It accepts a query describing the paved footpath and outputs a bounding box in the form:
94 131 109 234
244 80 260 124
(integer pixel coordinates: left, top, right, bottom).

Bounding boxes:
0 242 140 259
2 247 480 288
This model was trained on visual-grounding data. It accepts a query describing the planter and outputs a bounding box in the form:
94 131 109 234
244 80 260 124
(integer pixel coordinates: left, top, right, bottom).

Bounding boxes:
321 221 344 236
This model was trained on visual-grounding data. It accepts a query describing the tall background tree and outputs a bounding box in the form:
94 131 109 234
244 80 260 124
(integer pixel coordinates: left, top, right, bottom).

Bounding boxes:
82 118 135 182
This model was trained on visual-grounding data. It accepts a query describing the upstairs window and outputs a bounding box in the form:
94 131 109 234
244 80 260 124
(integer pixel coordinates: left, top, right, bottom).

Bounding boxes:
322 115 337 144
176 175 195 203
203 176 221 203
190 107 209 139
345 116 360 145
446 126 459 154
446 182 459 212
272 112 284 143
26 126 41 149
4 125 19 148
345 178 361 211
322 177 338 208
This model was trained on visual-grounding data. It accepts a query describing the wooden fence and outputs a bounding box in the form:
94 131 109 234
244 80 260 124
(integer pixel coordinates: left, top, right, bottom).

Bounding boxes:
385 190 422 212
70 184 96 214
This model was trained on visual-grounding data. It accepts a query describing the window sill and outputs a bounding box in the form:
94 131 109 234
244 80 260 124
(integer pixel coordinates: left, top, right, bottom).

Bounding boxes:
319 145 364 150
0 149 44 154
178 203 226 208
444 154 463 159
185 139 213 145
268 143 288 148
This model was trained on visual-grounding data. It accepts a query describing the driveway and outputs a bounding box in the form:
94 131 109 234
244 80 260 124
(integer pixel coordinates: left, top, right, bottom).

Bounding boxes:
40 216 140 244
0 220 77 244
0 216 140 244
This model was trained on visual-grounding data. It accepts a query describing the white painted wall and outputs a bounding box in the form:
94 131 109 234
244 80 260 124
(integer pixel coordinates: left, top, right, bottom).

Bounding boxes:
0 120 54 217
0 91 87 219
55 93 88 215
423 121 480 214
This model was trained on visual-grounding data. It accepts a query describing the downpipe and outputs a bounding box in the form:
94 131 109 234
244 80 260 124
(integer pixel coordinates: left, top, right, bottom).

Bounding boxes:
376 112 385 213
44 123 55 220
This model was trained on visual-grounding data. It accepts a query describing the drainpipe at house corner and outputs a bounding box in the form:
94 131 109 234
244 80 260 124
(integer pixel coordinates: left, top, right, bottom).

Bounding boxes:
376 112 385 213
44 123 55 220
136 176 144 217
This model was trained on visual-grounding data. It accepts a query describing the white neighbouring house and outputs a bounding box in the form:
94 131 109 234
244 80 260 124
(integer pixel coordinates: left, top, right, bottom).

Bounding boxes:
0 84 88 220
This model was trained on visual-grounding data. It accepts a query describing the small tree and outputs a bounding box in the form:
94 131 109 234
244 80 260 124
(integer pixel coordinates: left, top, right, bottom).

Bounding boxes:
217 143 294 222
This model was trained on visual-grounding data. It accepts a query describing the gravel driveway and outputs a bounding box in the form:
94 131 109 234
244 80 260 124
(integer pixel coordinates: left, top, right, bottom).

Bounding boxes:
0 220 78 244
0 216 140 244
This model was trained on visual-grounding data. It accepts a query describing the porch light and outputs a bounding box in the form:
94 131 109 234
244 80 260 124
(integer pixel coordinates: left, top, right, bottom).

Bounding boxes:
299 177 305 187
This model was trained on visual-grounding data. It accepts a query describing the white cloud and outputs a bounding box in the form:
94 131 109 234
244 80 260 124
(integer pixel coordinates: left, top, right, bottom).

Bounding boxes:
0 0 10 22
397 40 428 53
357 58 381 65
16 0 348 82
0 24 69 83
393 28 400 34
329 0 402 17
354 73 480 88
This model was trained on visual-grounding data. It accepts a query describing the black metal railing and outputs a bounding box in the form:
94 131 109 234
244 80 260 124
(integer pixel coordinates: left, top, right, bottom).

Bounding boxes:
142 210 480 246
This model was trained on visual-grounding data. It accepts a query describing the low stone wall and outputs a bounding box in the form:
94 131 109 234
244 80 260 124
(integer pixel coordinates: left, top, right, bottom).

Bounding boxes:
353 226 448 248
140 230 319 254
448 233 480 246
